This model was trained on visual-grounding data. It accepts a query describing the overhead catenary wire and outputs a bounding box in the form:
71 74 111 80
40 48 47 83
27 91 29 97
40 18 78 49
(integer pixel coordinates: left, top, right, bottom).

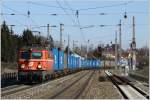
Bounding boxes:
76 17 86 42
2 4 40 30
55 0 86 43
62 0 86 43
0 24 147 28
28 1 134 11
62 1 97 59
1 11 149 16
55 0 80 48
26 2 40 29
55 0 77 26
77 0 134 11
28 1 73 11
2 2 148 30
1 1 148 17
62 0 77 23
63 0 75 12
1 4 47 35
1 1 148 50
1 13 29 28
2 4 27 17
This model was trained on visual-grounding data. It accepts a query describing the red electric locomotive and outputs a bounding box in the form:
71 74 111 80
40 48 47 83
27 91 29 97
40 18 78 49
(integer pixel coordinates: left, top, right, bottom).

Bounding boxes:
18 46 54 82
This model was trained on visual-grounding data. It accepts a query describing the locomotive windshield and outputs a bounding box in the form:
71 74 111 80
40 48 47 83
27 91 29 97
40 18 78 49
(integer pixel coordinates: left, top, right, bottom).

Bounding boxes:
31 52 42 59
21 52 30 59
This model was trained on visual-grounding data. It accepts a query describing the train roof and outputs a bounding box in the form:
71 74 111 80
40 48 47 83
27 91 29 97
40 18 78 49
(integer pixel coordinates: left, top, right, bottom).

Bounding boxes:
71 53 81 57
20 46 50 51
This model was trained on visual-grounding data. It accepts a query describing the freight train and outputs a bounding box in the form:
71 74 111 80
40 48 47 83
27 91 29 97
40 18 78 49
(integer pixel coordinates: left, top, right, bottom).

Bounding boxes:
18 46 101 83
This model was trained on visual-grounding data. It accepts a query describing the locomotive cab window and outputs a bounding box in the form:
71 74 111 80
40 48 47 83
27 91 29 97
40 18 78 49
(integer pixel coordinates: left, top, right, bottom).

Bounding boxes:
31 52 42 59
21 52 30 59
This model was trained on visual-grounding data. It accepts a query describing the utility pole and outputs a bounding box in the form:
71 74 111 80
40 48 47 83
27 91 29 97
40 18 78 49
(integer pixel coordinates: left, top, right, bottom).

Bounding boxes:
87 39 90 59
73 40 74 52
115 30 118 69
27 10 31 29
60 23 64 49
73 40 78 53
47 24 50 39
80 44 82 56
132 16 136 70
47 24 50 48
10 25 15 35
119 20 122 66
67 34 70 68
38 31 41 45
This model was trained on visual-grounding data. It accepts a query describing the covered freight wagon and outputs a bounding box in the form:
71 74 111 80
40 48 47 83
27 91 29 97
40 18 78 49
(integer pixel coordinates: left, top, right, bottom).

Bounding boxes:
52 48 64 71
58 50 64 70
52 48 59 71
95 60 101 68
64 53 68 69
68 55 73 70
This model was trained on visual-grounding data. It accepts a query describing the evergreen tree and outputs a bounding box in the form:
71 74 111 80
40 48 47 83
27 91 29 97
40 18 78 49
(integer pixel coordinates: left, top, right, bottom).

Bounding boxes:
1 21 54 62
22 29 34 46
1 21 12 62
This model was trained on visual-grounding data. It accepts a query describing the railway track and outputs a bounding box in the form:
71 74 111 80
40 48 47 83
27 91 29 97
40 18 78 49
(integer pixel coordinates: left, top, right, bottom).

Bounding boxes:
78 70 101 99
73 70 95 99
1 82 41 97
1 70 81 97
105 70 149 99
1 85 21 91
1 85 32 97
45 70 94 99
2 70 89 99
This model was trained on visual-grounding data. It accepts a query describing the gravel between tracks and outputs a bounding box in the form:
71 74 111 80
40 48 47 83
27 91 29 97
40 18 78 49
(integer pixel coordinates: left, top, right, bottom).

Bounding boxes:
42 70 90 99
49 71 94 99
79 70 123 99
2 70 88 99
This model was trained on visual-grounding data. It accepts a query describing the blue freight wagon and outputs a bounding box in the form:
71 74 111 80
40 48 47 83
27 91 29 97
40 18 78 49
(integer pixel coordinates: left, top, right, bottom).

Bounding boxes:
91 60 95 68
89 60 91 68
76 57 78 68
73 56 75 69
84 60 86 68
81 59 84 67
90 60 93 68
86 60 90 68
78 57 82 68
74 56 76 69
98 60 101 67
96 60 101 68
84 60 86 67
58 50 64 70
70 56 74 70
68 55 72 69
76 57 80 68
52 48 59 71
94 60 98 68
75 57 77 68
52 48 65 71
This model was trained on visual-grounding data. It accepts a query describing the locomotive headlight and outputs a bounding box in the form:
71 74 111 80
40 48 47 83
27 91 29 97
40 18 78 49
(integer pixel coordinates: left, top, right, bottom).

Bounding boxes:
21 64 25 68
29 62 33 67
37 64 42 69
